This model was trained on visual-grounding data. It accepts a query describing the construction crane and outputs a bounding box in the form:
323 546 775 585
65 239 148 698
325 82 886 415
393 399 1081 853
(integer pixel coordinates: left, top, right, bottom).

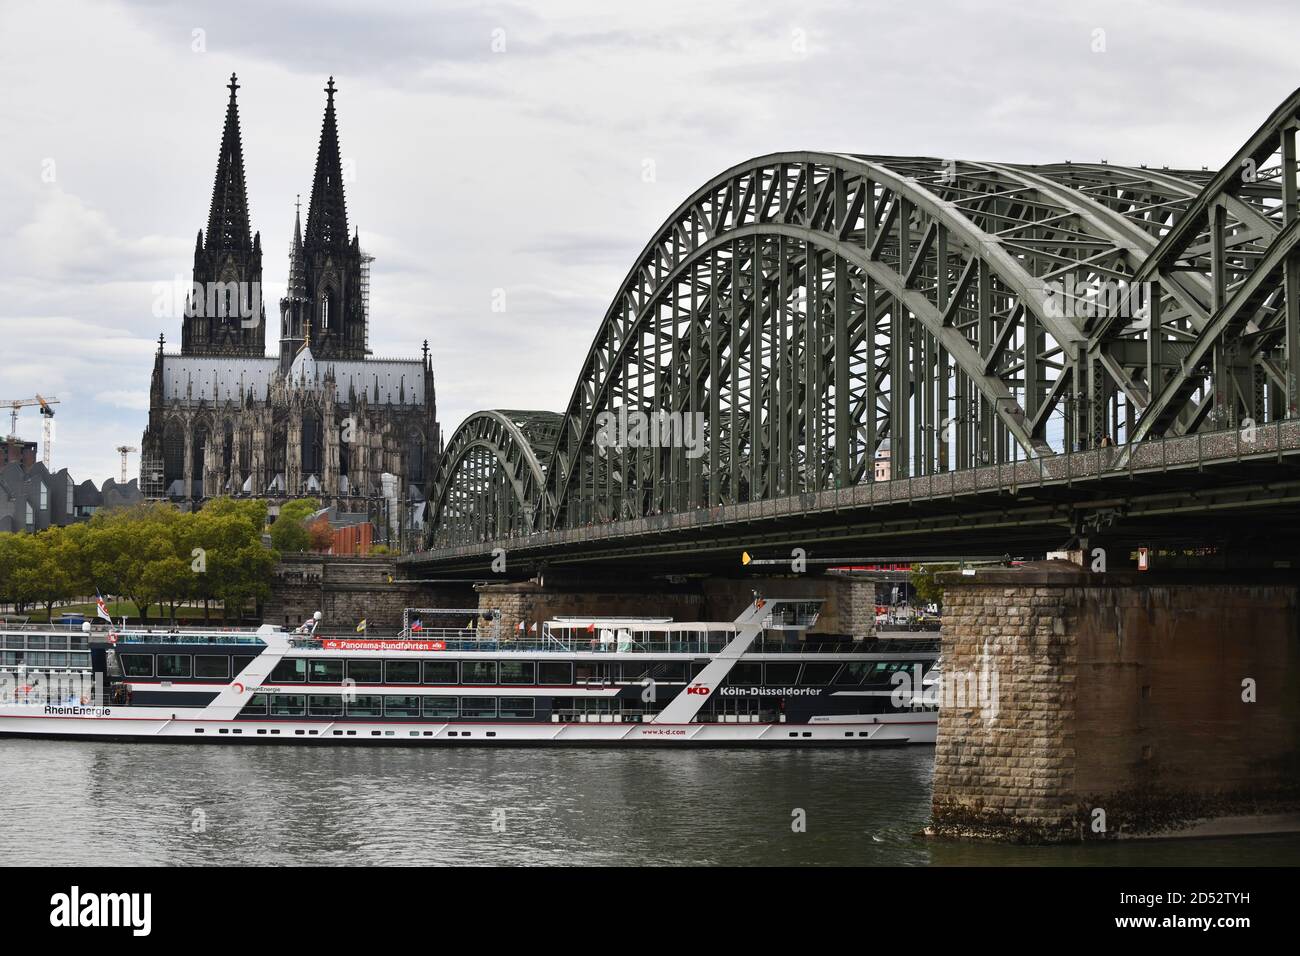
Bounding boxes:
115 445 138 484
1 395 60 467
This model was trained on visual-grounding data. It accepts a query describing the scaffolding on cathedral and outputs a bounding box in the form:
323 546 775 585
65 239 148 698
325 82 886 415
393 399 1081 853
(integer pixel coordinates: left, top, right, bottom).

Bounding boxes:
139 451 165 500
361 251 374 356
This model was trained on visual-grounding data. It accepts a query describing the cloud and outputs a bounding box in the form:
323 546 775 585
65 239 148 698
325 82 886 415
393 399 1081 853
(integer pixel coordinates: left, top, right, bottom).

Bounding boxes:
4 0 1300 484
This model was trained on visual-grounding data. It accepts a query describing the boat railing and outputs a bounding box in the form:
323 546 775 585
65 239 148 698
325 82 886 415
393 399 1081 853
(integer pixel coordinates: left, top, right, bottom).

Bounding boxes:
111 631 267 646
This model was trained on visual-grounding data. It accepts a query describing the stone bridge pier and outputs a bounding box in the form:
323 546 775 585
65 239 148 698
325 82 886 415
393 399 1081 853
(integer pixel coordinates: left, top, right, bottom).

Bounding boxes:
931 561 1300 842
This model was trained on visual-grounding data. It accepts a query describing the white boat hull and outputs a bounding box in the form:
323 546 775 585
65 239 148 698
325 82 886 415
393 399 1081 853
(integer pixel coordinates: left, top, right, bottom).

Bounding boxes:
0 707 936 747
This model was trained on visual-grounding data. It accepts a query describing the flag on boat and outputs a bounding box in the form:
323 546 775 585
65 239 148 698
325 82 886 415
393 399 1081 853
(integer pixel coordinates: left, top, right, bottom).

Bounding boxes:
410 618 423 632
529 622 538 634
517 620 525 632
586 622 596 633
94 592 113 625
356 619 368 633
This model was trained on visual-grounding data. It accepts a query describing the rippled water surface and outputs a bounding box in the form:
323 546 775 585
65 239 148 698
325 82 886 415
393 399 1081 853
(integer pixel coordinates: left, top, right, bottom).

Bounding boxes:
1 740 1295 865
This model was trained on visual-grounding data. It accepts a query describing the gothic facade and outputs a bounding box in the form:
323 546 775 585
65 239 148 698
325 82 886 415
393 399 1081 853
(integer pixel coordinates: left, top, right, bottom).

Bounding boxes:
141 75 441 521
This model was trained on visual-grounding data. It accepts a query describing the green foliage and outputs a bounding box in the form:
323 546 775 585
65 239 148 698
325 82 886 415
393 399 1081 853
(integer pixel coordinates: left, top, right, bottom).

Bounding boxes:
270 498 323 554
0 497 279 623
910 563 955 607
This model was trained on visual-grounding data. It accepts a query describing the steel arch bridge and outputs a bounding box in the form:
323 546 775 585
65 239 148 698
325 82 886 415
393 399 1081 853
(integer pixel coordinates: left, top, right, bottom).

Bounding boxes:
426 90 1300 551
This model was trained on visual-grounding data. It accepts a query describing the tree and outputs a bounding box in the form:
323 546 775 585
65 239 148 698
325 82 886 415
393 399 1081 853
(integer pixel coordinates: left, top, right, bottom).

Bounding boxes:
0 531 39 613
12 527 80 619
307 517 334 553
194 498 277 622
910 563 955 608
84 503 183 622
270 498 321 554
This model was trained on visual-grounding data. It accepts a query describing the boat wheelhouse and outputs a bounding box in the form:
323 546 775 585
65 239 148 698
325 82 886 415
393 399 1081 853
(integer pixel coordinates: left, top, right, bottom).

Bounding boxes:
0 598 939 746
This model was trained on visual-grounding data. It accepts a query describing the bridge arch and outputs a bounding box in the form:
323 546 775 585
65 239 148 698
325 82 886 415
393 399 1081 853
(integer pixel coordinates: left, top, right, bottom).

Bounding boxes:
426 410 559 548
423 90 1300 543
538 151 1202 530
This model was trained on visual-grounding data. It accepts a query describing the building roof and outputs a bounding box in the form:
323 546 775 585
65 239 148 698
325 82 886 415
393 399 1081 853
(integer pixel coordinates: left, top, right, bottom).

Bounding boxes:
160 354 425 405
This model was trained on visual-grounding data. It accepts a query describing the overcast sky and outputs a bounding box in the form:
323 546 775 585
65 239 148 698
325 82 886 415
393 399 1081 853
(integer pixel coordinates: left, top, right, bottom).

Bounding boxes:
2 0 1298 483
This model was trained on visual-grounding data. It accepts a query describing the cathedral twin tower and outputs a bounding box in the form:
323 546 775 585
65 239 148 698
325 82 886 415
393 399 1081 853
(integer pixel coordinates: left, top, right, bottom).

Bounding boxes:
142 74 440 517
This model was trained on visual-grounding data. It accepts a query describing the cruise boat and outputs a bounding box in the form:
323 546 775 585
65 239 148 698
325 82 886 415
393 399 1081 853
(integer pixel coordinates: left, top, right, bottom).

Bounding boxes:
0 598 938 746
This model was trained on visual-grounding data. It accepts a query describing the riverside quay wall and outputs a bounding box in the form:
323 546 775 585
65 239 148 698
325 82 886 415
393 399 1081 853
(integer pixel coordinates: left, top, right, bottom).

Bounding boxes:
265 554 474 631
930 561 1300 842
473 574 878 639
266 556 878 639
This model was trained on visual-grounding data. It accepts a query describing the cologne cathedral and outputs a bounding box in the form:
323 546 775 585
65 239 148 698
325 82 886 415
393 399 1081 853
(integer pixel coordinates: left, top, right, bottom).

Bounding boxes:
140 75 441 524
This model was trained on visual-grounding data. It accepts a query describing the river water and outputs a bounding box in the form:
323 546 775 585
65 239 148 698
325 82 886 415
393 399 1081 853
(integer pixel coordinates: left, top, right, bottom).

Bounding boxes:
1 739 1295 866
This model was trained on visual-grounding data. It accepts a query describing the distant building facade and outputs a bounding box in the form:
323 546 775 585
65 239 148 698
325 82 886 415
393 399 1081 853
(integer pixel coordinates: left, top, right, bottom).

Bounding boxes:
139 75 441 522
0 439 37 469
0 462 142 533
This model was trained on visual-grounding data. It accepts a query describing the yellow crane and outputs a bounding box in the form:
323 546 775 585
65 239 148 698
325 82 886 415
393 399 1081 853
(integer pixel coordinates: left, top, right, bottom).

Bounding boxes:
1 395 60 467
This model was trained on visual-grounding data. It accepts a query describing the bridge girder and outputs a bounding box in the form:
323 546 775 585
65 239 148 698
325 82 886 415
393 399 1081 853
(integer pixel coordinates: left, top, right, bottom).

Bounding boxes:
425 410 558 548
426 90 1300 551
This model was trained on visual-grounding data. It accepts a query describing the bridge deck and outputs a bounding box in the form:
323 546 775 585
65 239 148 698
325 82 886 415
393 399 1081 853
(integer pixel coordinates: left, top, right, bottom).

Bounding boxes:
405 422 1300 573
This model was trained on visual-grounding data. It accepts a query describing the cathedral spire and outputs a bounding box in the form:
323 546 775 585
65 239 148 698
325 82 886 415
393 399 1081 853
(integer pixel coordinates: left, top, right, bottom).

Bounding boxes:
205 73 252 252
287 195 307 298
304 76 349 250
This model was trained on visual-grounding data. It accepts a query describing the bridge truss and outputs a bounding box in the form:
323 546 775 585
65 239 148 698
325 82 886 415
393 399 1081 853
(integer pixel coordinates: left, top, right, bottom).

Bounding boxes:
427 90 1300 550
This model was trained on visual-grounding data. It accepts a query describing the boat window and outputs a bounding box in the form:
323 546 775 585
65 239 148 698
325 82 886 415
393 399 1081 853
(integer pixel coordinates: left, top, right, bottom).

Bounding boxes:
194 655 230 680
27 636 46 649
689 660 708 678
347 660 383 684
461 661 498 685
422 696 458 718
618 661 650 682
308 695 342 716
835 662 869 685
232 655 257 677
156 654 192 679
864 662 907 684
800 663 842 685
728 661 763 685
650 661 687 682
385 660 422 684
48 636 68 650
499 697 535 719
269 694 306 717
309 660 344 683
423 661 458 684
384 696 421 717
346 695 383 717
120 654 153 677
461 697 497 719
498 661 535 685
764 662 801 685
270 658 307 682
241 694 269 716
537 662 572 685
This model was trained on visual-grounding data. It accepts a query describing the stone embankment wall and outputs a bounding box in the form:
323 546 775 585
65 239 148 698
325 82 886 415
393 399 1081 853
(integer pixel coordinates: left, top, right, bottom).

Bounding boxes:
475 574 879 639
265 554 474 631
